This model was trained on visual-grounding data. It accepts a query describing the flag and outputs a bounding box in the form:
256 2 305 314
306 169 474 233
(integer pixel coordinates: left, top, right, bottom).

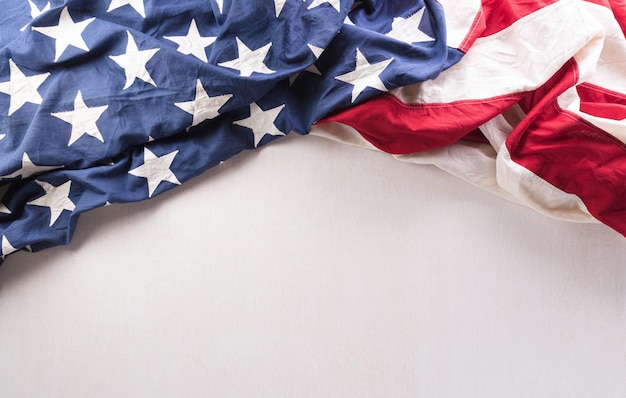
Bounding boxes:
2 0 626 264
0 0 472 262
314 0 626 236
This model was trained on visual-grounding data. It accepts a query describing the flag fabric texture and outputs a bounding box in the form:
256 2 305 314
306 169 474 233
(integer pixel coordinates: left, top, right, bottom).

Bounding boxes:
0 0 625 263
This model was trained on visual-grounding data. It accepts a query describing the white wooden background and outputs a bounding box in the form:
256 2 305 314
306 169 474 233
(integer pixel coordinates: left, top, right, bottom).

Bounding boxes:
1 134 625 397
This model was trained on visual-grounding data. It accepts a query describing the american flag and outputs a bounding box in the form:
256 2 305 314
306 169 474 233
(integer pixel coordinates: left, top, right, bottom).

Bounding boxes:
0 0 625 263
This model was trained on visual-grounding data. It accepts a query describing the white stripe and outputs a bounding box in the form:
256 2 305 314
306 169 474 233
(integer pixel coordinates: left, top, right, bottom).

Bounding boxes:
496 145 594 223
310 122 378 150
394 141 521 205
436 0 481 49
393 0 604 104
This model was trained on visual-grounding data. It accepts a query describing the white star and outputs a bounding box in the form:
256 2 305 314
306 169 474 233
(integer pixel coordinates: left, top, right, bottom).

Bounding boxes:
218 37 275 77
274 0 287 17
164 19 215 63
234 102 286 147
27 180 76 226
51 91 108 146
129 148 181 198
31 7 94 62
335 48 393 102
175 79 232 127
21 0 51 31
387 8 434 44
0 153 60 180
308 0 341 12
107 0 146 18
1 236 18 259
109 31 160 90
0 185 11 214
0 59 50 116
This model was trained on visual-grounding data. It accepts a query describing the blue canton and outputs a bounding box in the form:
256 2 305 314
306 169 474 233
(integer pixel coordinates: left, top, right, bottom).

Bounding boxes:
0 0 462 262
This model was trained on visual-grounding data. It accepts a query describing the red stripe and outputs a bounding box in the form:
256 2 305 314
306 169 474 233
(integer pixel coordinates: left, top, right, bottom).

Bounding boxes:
508 61 626 236
478 0 558 37
317 94 522 154
577 83 626 120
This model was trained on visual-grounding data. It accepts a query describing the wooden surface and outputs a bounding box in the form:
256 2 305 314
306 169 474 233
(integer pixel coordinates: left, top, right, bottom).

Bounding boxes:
1 134 625 397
